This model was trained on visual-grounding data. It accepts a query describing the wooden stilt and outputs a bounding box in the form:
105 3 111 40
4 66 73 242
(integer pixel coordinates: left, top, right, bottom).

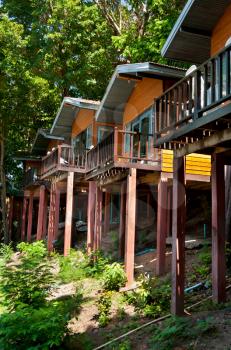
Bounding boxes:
87 181 96 254
42 191 48 239
171 156 186 316
125 168 137 287
212 153 226 303
64 172 74 256
119 181 126 259
104 192 110 236
156 176 168 275
8 197 14 241
166 186 172 237
54 186 60 240
47 183 56 252
27 192 34 242
94 187 103 250
21 196 28 241
36 185 46 240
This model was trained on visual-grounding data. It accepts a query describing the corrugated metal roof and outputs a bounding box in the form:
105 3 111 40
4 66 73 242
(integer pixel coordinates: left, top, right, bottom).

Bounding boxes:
96 62 185 123
161 0 231 63
50 97 99 138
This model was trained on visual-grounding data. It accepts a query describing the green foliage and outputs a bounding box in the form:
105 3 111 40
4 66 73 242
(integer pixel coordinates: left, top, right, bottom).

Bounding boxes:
0 243 14 262
98 291 112 327
118 340 132 350
125 274 170 318
58 249 87 283
0 241 54 310
0 302 71 350
103 262 127 291
148 316 216 350
84 250 110 277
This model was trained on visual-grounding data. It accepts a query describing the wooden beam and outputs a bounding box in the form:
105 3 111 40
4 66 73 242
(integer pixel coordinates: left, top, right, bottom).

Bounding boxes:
171 156 186 316
36 185 46 240
87 181 96 254
47 183 55 252
104 192 111 236
54 186 60 240
156 176 168 275
64 172 74 256
21 196 28 241
94 187 103 250
119 181 126 259
8 197 14 241
42 191 48 239
125 168 137 287
211 153 226 303
27 192 34 242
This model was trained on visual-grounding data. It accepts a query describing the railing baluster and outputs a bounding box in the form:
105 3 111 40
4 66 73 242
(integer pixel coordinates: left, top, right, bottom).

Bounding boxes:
225 49 230 96
204 64 208 108
217 54 223 100
193 70 201 119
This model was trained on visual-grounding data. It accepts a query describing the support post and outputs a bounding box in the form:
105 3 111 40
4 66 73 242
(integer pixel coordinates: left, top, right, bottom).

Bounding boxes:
47 183 55 252
212 153 226 303
125 168 136 287
36 185 46 240
21 196 28 241
171 156 186 316
54 186 60 240
119 181 126 259
42 191 48 239
8 197 13 241
156 176 168 275
104 192 111 236
94 187 103 251
87 181 96 254
27 192 34 242
64 172 74 256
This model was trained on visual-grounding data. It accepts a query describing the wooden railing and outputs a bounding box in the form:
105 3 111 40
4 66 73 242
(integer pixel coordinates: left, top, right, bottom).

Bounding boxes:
86 128 160 172
154 44 231 142
41 144 86 176
24 168 39 187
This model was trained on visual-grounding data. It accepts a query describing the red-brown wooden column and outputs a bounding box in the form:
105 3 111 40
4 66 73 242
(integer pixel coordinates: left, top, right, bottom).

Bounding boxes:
125 168 137 287
87 181 96 254
171 156 186 316
211 153 226 303
8 197 13 241
64 172 74 256
94 186 103 251
47 183 56 252
119 180 126 259
54 186 60 240
104 192 111 236
27 191 34 242
36 185 46 240
21 195 28 241
42 191 48 239
156 176 168 275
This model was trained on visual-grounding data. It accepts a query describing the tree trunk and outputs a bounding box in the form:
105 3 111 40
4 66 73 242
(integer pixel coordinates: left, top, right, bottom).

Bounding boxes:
0 126 9 244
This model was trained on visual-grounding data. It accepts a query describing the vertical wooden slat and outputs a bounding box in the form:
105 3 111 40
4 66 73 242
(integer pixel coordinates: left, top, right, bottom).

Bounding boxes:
104 192 110 236
130 134 133 161
125 168 137 287
211 153 226 303
204 65 208 108
42 190 48 239
211 59 216 103
178 85 182 121
8 197 13 241
47 183 55 252
36 185 46 240
27 192 34 242
64 172 74 256
193 70 201 118
225 49 230 96
21 195 28 241
119 181 126 259
94 187 103 250
217 55 223 100
54 185 60 240
87 181 96 254
171 156 186 316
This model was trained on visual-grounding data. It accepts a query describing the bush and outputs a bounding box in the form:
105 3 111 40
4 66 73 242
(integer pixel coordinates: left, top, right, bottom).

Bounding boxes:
84 250 109 277
103 262 127 291
0 243 14 262
58 249 87 283
0 241 54 310
0 302 70 350
98 291 112 327
125 274 170 318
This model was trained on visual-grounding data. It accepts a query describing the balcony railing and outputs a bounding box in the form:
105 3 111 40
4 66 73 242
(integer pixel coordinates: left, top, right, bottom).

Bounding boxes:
86 128 160 173
41 144 86 176
24 168 40 187
154 44 231 144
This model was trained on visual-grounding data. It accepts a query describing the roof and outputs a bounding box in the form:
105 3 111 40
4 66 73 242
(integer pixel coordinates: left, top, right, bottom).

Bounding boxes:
50 97 100 138
31 129 64 156
96 62 185 123
161 0 230 63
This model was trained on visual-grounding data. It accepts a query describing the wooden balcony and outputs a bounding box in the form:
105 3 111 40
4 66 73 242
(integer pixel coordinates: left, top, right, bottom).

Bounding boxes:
40 144 86 179
86 128 161 179
24 168 40 188
154 44 231 150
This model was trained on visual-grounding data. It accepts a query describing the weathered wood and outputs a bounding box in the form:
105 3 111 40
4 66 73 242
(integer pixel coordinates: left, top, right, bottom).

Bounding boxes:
119 181 126 259
171 156 186 316
64 172 74 256
42 190 48 238
104 192 111 236
8 197 13 241
87 181 96 254
156 176 168 275
54 186 60 240
36 185 46 240
125 168 137 287
21 196 28 241
94 187 103 250
47 183 56 252
27 192 34 242
211 153 226 303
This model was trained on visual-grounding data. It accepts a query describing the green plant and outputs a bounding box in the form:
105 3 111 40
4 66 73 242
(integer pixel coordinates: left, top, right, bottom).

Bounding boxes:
103 262 127 291
0 241 54 310
117 307 126 321
84 250 110 277
98 291 112 327
58 249 87 283
148 316 216 350
0 243 14 262
125 274 170 318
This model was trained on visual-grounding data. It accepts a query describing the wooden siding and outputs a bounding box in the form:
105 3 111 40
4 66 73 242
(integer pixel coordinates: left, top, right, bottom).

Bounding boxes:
71 109 95 137
211 3 231 56
123 78 163 125
47 140 61 152
161 150 211 177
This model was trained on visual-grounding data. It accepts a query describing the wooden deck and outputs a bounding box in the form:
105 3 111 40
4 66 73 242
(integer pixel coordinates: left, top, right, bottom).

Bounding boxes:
154 44 231 152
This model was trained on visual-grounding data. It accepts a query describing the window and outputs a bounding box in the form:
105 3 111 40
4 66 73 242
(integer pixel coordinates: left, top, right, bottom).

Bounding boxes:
72 125 93 151
97 125 113 143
